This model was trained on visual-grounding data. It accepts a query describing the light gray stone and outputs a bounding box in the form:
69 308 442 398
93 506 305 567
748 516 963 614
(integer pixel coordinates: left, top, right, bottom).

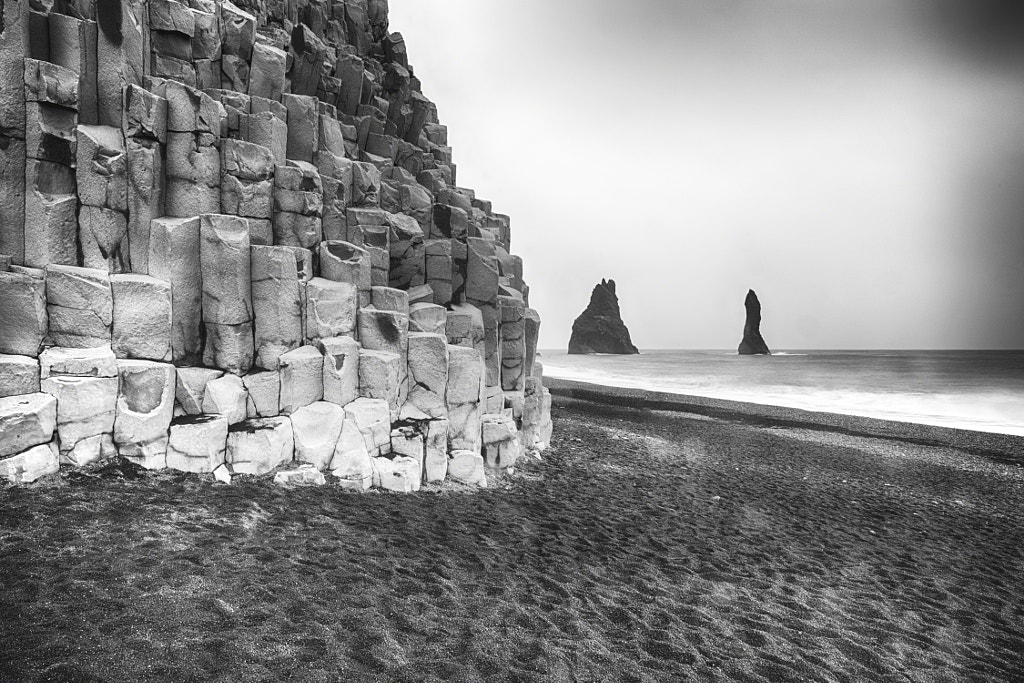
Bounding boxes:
357 348 403 420
0 272 47 357
304 277 359 344
175 367 223 415
149 216 203 365
481 413 521 470
114 360 176 469
291 401 344 470
41 376 118 466
40 346 117 379
166 415 228 473
126 138 165 274
344 397 391 457
79 205 130 273
274 463 326 486
202 372 248 425
0 393 57 459
330 417 373 490
372 455 420 493
0 354 41 398
424 418 449 484
279 345 324 414
200 214 253 374
318 336 359 407
45 265 113 348
226 416 293 475
111 275 173 361
0 441 59 484
251 245 302 370
401 333 448 420
242 370 280 418
409 302 446 335
447 450 487 487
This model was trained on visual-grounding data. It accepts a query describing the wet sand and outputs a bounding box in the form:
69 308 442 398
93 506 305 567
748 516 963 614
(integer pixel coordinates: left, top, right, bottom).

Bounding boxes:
2 390 1024 681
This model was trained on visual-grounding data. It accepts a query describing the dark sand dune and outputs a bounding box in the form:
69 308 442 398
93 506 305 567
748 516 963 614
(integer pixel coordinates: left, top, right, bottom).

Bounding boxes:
2 396 1024 681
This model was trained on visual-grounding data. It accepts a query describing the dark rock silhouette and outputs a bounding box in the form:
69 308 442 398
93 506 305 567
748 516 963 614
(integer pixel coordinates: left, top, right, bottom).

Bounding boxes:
738 289 771 355
568 279 639 354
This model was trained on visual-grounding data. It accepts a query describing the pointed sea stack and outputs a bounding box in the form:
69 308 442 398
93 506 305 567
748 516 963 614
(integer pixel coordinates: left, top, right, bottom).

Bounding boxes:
568 279 639 354
738 289 771 355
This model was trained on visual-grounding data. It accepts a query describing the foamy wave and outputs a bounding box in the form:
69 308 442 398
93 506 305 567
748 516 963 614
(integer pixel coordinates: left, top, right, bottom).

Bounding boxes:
543 364 1024 437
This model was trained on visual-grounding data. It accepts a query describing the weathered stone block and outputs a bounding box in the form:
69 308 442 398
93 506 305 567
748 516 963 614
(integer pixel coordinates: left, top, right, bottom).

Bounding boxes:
76 125 127 211
318 336 359 407
166 414 228 473
200 214 253 374
410 302 446 335
126 138 165 274
25 101 77 166
279 345 324 414
115 360 176 469
481 413 520 470
96 0 147 128
0 393 56 459
45 265 112 348
358 307 409 359
330 417 372 490
0 271 47 356
424 418 449 484
448 450 488 487
124 84 167 142
242 370 280 417
0 354 41 398
111 274 172 361
283 93 319 163
202 372 248 425
41 375 118 466
48 13 99 125
401 333 448 420
371 286 409 315
344 397 391 457
357 348 402 418
251 245 303 370
291 401 344 470
304 277 359 344
175 367 223 415
0 441 59 484
221 139 275 218
227 416 293 475
249 42 286 101
79 205 129 273
274 463 326 486
149 216 202 365
39 346 117 379
372 455 420 493
319 240 371 306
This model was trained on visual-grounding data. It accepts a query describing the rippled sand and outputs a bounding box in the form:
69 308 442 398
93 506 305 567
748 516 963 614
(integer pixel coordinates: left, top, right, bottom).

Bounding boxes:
1 396 1023 681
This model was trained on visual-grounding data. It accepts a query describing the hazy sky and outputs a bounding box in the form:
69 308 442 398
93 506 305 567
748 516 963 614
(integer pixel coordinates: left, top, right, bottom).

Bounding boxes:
388 1 1024 350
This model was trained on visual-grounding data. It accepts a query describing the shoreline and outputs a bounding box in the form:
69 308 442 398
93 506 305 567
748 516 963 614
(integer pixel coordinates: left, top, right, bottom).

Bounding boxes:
545 377 1024 462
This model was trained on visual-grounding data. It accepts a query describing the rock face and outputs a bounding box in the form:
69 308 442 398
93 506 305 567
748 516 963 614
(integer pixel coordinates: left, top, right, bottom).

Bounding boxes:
0 0 551 489
738 289 771 356
568 279 638 355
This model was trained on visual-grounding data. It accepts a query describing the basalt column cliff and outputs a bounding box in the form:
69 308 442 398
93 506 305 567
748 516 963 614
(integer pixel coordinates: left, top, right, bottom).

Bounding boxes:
0 0 551 490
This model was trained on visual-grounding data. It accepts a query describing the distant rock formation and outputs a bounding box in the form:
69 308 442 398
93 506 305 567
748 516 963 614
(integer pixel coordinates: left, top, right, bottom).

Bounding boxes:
738 289 771 355
568 279 639 355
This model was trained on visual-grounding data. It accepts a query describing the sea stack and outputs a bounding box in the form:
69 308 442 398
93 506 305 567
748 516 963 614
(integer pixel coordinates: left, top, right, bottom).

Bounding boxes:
738 289 771 355
568 279 639 354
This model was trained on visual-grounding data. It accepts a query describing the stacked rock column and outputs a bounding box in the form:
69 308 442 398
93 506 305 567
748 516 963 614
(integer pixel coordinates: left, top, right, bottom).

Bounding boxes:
0 0 551 489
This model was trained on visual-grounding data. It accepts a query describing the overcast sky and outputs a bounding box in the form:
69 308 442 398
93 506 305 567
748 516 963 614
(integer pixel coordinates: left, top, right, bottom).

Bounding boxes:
389 0 1024 350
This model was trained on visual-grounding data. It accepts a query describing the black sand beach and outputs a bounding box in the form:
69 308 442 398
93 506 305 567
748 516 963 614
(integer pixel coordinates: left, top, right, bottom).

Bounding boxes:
2 386 1024 681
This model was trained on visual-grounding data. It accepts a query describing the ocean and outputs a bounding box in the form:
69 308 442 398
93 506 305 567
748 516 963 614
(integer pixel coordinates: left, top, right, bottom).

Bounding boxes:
539 350 1024 436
